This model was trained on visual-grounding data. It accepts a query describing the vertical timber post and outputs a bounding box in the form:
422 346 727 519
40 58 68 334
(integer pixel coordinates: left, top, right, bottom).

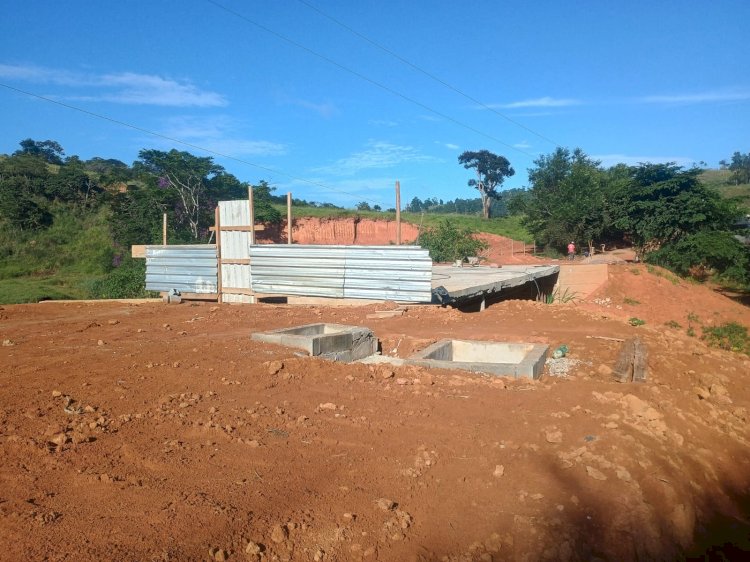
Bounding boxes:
162 213 167 245
248 184 255 245
215 206 223 303
395 180 401 245
287 192 292 244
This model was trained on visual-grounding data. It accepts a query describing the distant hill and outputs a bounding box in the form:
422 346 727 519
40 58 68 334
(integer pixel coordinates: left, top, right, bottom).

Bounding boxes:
700 169 750 210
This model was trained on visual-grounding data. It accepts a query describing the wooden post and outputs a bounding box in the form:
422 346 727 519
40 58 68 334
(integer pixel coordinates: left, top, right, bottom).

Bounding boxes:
395 181 401 245
162 213 167 245
215 206 222 302
248 184 255 245
286 192 292 244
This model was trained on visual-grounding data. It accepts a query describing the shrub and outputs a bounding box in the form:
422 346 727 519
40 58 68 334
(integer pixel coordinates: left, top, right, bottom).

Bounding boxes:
702 322 750 355
417 219 488 263
646 231 750 284
88 258 152 299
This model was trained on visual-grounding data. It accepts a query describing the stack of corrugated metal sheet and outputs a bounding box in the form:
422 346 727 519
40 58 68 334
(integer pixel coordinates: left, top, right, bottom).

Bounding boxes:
249 245 432 302
145 245 218 294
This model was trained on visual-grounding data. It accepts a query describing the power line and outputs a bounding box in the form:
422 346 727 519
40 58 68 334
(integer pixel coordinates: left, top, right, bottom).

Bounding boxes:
0 82 387 207
295 0 560 148
206 0 536 158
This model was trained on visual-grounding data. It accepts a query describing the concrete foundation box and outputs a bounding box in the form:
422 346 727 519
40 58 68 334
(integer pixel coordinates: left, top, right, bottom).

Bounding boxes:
252 323 378 362
410 339 549 379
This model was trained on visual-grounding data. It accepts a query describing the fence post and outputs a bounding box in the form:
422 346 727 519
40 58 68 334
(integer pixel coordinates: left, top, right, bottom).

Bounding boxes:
396 180 401 245
287 192 292 244
162 213 167 245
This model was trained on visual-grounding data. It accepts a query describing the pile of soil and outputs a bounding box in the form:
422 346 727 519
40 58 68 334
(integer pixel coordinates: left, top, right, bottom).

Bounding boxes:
1 265 749 561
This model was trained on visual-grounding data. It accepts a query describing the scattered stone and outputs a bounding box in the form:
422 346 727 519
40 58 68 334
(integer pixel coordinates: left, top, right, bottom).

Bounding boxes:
375 497 396 511
108 319 119 325
545 430 563 444
493 465 505 478
313 548 325 561
51 390 62 398
97 340 105 346
247 440 260 448
214 549 228 561
395 378 411 386
2 338 15 346
585 466 607 481
597 364 613 376
270 523 288 543
343 512 356 521
318 402 337 411
245 541 262 557
267 361 284 375
380 369 395 380
694 386 711 400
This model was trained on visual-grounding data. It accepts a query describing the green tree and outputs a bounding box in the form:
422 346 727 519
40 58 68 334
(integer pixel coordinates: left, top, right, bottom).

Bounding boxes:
356 201 372 211
729 151 750 185
523 147 607 250
14 139 65 165
135 149 224 240
609 163 738 258
250 180 282 223
458 150 515 219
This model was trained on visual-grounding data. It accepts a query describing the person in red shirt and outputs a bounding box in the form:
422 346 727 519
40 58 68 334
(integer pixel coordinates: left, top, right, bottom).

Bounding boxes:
567 241 576 261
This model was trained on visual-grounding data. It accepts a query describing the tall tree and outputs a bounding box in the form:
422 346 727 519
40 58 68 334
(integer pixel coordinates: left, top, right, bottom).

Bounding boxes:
523 147 607 250
135 149 224 240
728 151 750 185
458 150 514 219
14 139 65 165
609 163 738 258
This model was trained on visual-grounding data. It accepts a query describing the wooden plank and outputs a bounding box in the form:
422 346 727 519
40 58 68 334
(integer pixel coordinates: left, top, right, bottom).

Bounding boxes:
221 287 255 296
209 225 265 232
248 184 255 245
613 338 635 383
131 245 146 258
633 338 648 383
215 206 223 302
160 291 219 301
221 259 251 265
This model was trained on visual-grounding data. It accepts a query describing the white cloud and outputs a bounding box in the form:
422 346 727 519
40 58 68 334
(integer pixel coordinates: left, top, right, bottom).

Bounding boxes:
434 141 459 150
592 153 695 168
513 140 532 149
637 89 750 105
160 116 286 157
487 96 581 109
312 141 433 176
0 63 227 107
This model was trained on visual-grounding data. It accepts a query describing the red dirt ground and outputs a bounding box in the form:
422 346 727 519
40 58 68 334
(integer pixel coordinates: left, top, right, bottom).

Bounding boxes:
1 265 750 561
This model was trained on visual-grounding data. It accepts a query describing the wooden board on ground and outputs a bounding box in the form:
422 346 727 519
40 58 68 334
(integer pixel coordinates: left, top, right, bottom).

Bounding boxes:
613 337 648 383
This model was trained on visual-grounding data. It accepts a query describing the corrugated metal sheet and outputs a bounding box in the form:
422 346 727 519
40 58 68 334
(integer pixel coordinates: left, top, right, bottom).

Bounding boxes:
218 200 253 303
145 245 217 294
249 245 432 302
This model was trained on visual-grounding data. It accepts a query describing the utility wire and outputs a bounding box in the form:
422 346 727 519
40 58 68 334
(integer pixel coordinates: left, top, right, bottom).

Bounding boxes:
0 82 387 207
206 0 536 158
295 0 560 148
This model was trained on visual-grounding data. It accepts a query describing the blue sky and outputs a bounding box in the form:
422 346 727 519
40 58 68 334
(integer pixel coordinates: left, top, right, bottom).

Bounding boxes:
1 0 748 209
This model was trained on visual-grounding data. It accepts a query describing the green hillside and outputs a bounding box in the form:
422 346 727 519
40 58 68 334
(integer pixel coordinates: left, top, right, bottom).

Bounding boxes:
700 169 750 209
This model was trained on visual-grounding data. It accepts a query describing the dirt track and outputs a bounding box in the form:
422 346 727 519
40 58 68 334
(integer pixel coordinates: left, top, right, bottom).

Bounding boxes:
1 264 749 561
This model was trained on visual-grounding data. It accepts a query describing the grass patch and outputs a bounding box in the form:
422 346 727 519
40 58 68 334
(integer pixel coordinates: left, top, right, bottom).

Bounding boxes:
628 317 646 326
702 322 750 355
623 297 640 305
645 264 681 285
664 320 681 329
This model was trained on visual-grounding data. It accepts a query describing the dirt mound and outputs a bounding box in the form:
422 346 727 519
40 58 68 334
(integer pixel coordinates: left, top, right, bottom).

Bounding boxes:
1 271 749 560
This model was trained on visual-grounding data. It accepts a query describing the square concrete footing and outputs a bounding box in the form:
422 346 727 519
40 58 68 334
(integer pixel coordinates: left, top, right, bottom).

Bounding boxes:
409 339 549 379
251 323 378 362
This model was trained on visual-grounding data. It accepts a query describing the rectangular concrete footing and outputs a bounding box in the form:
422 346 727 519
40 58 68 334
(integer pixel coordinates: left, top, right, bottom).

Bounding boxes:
252 323 378 362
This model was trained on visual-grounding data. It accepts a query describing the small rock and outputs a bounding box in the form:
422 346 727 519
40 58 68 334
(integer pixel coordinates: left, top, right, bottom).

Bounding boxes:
267 361 284 375
597 364 613 376
270 523 288 543
380 369 395 380
97 340 105 346
395 378 410 385
245 541 262 556
694 386 711 400
343 512 356 521
108 319 119 325
318 402 337 411
247 440 260 448
375 498 396 511
51 390 62 398
545 430 563 444
214 549 228 561
585 466 607 481
2 339 15 346
313 549 325 562
493 465 505 478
